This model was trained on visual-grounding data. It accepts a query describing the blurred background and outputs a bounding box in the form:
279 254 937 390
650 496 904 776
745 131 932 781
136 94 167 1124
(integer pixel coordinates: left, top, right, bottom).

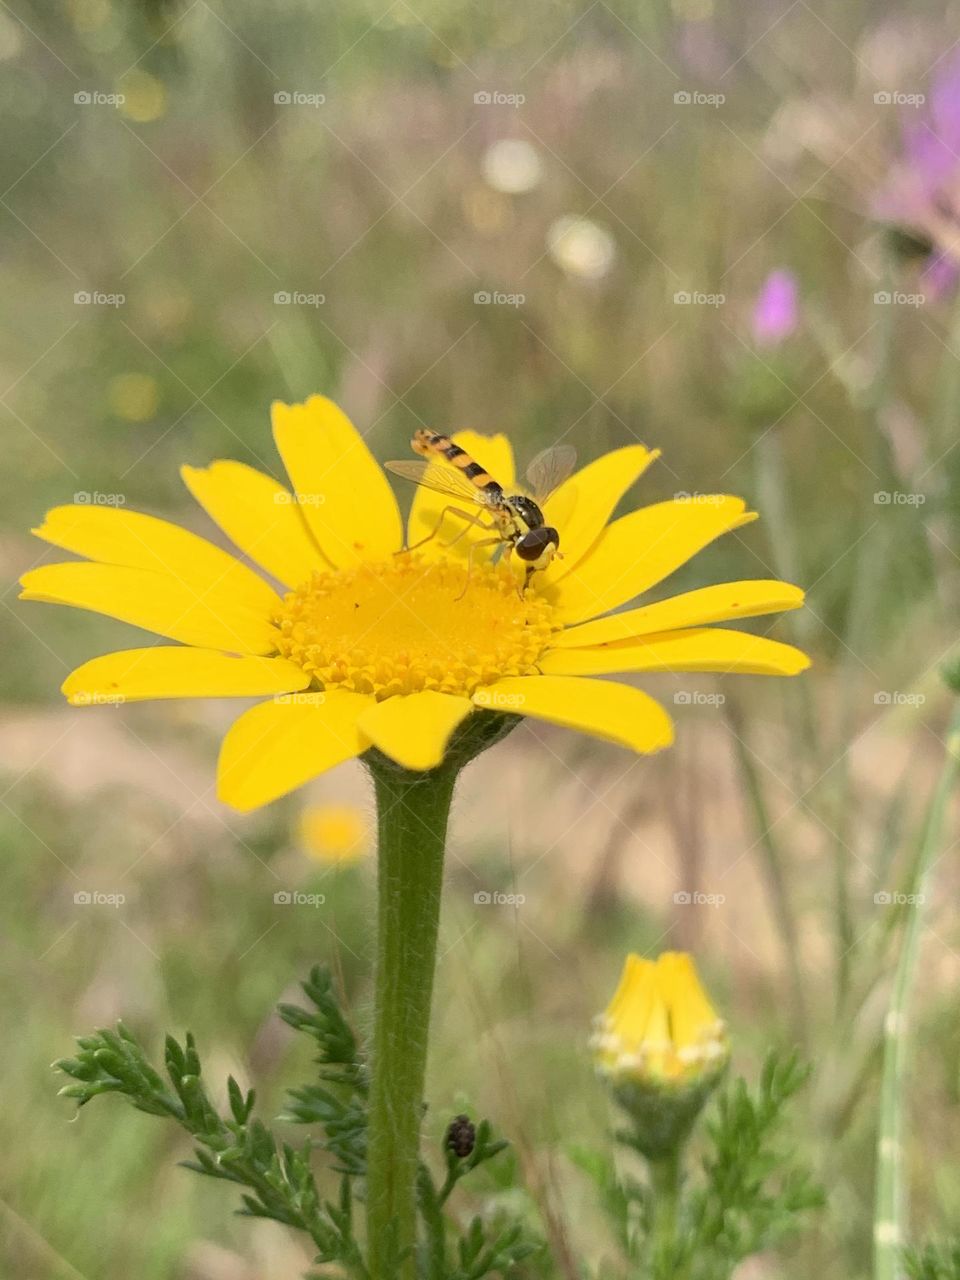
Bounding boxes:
3 0 960 1275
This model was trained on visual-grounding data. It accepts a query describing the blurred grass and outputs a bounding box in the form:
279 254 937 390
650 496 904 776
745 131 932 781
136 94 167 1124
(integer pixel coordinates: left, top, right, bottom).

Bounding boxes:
2 0 960 1276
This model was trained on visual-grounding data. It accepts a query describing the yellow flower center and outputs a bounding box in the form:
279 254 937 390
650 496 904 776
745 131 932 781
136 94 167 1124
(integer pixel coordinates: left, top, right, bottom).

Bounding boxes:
274 552 559 698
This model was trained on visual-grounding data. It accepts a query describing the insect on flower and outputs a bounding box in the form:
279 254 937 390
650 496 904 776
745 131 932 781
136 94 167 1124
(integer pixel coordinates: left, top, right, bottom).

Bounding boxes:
385 431 577 591
20 395 811 809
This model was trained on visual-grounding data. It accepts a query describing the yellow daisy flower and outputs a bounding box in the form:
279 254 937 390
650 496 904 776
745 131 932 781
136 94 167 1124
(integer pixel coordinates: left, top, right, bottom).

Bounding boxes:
20 395 808 812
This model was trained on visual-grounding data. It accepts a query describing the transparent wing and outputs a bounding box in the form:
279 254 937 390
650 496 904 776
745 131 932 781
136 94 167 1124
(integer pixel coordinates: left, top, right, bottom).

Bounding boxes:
384 459 493 507
525 443 578 502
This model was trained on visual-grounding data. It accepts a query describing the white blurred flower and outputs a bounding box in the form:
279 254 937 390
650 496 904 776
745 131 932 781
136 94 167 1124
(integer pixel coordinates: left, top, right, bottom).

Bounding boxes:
481 139 544 194
546 215 616 279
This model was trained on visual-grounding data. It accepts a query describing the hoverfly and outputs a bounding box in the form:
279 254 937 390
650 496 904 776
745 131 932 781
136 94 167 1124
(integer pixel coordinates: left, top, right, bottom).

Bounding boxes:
385 430 577 592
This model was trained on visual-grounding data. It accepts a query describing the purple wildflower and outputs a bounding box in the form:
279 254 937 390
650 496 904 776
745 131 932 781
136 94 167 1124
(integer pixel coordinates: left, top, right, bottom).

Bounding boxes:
751 269 799 347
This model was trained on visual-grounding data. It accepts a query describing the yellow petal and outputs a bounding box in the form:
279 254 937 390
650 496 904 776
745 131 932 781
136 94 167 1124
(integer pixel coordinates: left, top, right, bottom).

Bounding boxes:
271 395 402 565
542 445 660 582
657 952 723 1050
552 580 805 648
472 675 673 753
181 461 329 588
406 431 516 561
358 690 473 771
217 690 372 812
549 497 757 624
540 628 810 676
20 563 278 654
62 648 310 705
607 954 657 1045
32 504 279 614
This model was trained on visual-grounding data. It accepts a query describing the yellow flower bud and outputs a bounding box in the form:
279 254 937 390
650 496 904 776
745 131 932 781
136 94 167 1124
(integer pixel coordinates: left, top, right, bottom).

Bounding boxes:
593 952 729 1158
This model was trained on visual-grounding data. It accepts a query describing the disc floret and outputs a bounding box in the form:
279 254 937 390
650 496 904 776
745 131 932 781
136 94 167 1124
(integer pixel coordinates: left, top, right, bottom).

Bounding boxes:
274 553 559 698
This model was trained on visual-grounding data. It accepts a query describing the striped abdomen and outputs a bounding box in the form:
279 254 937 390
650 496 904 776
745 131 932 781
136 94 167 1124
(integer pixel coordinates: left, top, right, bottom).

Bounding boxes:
412 430 503 495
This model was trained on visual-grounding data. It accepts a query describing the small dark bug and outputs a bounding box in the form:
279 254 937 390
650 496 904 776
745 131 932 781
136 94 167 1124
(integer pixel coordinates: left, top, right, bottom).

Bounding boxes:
445 1113 476 1158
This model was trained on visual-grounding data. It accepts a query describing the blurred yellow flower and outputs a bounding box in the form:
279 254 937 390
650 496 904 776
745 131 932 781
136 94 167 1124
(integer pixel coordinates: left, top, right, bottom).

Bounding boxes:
21 395 808 811
108 373 160 422
299 803 369 864
118 70 166 123
593 951 728 1087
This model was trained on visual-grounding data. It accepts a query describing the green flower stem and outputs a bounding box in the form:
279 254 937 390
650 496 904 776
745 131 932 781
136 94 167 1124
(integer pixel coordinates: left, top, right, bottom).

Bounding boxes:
874 707 960 1280
650 1148 682 1276
366 757 458 1280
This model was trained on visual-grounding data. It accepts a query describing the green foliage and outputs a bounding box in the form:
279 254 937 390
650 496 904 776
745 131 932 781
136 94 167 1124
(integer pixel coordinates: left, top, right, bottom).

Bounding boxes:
904 1244 960 1280
54 1021 364 1271
685 1050 824 1279
277 965 368 1177
579 1050 823 1280
54 965 533 1279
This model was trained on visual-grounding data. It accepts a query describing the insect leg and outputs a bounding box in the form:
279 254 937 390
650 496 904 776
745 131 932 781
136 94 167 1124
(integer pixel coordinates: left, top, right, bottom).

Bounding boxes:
455 536 505 601
403 504 499 553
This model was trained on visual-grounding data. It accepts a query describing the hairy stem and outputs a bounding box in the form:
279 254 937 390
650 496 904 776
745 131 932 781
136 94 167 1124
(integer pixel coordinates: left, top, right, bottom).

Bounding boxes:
365 758 458 1279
